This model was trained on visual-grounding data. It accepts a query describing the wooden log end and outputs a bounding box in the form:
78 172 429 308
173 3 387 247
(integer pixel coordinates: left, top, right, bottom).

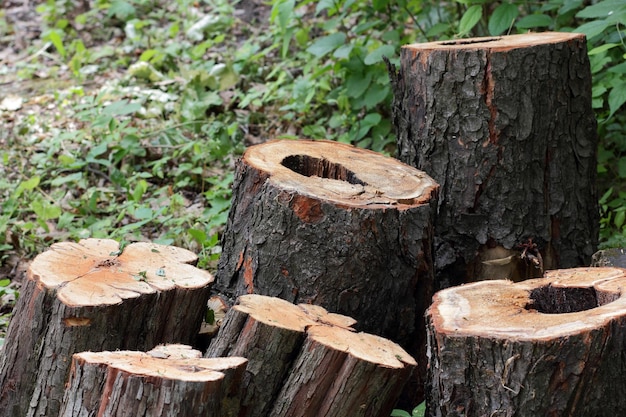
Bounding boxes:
243 139 438 209
429 266 626 340
29 238 214 307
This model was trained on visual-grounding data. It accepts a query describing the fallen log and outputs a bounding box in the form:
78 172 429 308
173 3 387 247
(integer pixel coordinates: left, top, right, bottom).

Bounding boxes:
206 294 415 417
60 345 247 417
426 267 626 416
389 32 598 286
0 239 213 417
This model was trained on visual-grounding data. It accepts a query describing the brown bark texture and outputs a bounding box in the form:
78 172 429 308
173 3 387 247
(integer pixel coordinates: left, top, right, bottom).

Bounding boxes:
214 138 437 360
205 294 415 417
0 239 213 417
389 32 598 287
426 267 626 417
59 345 247 417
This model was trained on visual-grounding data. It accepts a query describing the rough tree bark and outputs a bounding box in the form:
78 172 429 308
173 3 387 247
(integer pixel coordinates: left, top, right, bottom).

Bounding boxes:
388 32 598 287
426 267 626 417
213 139 437 402
206 294 415 417
0 239 213 417
59 345 247 417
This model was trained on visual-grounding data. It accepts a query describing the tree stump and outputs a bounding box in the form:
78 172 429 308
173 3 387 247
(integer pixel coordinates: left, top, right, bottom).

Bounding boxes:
388 32 598 287
0 239 213 417
206 294 416 417
214 139 436 399
60 345 247 417
426 267 626 417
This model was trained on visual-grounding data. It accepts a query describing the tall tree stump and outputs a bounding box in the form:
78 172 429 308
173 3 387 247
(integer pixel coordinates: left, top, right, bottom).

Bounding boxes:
206 294 416 417
426 267 626 417
0 239 213 417
214 138 436 375
389 32 598 287
60 345 247 417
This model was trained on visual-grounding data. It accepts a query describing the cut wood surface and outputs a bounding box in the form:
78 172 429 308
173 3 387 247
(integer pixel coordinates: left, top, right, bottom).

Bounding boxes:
389 32 598 286
60 344 247 417
426 267 626 417
0 239 213 417
214 139 437 403
206 294 415 417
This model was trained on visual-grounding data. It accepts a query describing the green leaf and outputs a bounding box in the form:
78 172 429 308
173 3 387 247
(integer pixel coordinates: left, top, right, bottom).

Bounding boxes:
588 43 619 55
364 44 396 65
390 410 411 417
333 44 354 59
345 71 373 98
306 32 347 58
458 5 483 36
608 82 626 120
575 20 611 40
16 176 40 196
576 0 626 18
615 210 625 229
102 100 142 116
488 3 519 36
618 157 626 178
107 0 136 21
516 14 552 29
31 199 62 221
46 29 66 58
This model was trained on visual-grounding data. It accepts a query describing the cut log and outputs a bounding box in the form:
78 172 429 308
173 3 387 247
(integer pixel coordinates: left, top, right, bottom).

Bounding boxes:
214 139 437 402
270 326 416 417
59 345 247 417
206 294 415 417
389 32 598 287
0 239 213 417
426 267 626 417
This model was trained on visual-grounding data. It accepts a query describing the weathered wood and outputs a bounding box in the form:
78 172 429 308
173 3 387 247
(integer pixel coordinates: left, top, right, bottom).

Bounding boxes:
214 139 436 403
270 325 416 417
389 32 598 287
206 294 415 417
59 345 247 417
426 267 626 417
0 239 213 417
591 247 626 268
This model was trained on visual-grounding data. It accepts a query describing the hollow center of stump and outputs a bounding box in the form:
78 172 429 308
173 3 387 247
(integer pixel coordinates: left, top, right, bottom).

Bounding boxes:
282 154 367 186
527 286 610 314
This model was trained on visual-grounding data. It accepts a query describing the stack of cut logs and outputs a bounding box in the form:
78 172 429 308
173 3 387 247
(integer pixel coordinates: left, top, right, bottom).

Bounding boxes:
0 239 416 417
0 32 615 417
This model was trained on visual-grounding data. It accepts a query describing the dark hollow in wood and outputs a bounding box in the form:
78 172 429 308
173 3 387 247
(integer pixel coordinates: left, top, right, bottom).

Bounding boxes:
0 239 213 417
389 32 599 287
426 267 626 417
281 154 367 186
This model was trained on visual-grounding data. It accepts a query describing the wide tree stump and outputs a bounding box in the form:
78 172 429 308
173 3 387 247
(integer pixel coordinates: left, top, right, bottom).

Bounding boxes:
214 139 436 401
206 294 415 417
426 267 626 417
0 239 213 417
389 32 598 287
60 345 247 417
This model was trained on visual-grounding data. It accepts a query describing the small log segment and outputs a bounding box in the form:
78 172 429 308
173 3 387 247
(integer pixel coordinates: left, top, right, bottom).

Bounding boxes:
426 267 626 417
388 32 598 287
59 344 247 417
214 139 437 401
0 239 213 417
205 294 416 417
